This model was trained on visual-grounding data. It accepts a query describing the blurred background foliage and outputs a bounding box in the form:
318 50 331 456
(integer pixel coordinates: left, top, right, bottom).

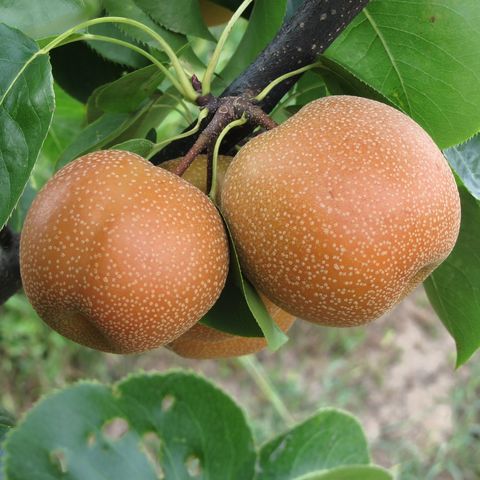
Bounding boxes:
1 289 480 480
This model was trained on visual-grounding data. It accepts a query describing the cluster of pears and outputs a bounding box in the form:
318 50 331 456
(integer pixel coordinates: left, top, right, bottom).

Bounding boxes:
20 96 461 357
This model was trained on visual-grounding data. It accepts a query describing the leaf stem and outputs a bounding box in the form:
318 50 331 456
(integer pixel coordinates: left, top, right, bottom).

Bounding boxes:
151 103 192 124
202 0 254 95
254 62 323 102
273 84 326 115
208 115 247 201
78 34 183 94
147 109 210 160
237 355 295 427
39 16 198 101
163 91 194 124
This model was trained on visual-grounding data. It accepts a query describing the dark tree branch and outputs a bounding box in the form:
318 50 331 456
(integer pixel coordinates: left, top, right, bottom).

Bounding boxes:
151 0 369 164
0 0 369 305
0 227 22 305
172 95 278 176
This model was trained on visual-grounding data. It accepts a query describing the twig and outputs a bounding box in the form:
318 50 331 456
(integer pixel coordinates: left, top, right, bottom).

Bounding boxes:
151 0 370 164
0 227 22 305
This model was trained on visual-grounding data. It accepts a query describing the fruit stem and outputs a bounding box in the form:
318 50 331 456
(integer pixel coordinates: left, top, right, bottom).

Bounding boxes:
151 103 192 125
39 16 198 102
162 91 195 124
273 84 324 115
147 109 209 160
202 0 254 96
206 148 214 194
237 355 295 427
208 115 247 202
254 61 323 103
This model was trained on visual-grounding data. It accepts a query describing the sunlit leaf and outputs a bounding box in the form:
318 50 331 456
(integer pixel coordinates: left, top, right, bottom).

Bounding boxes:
326 0 480 148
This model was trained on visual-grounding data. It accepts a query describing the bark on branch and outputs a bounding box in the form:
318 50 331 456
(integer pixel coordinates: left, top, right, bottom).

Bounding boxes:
0 227 22 305
151 0 369 164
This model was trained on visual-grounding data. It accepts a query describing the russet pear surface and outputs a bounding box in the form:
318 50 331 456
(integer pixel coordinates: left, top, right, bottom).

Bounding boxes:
221 96 461 326
20 150 229 353
161 154 231 204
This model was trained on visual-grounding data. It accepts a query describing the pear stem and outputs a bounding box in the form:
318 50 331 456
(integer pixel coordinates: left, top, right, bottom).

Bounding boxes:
237 355 295 427
208 116 247 202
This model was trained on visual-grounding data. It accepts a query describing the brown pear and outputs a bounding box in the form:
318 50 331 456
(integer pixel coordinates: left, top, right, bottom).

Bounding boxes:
20 150 229 353
221 96 461 327
161 154 231 204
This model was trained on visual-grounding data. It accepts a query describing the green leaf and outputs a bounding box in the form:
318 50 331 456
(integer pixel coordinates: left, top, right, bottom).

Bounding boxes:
0 424 11 444
50 40 132 103
111 139 154 157
205 0 242 12
201 216 289 351
135 0 215 41
0 0 101 39
4 372 255 480
86 83 110 123
7 183 36 232
272 72 327 123
102 0 207 75
0 407 14 480
293 465 393 480
444 135 480 200
0 23 54 228
87 23 151 69
257 409 370 480
37 33 84 50
0 407 14 432
219 0 287 86
294 71 327 106
56 112 131 169
56 97 155 169
424 186 480 366
325 0 480 148
318 57 392 105
8 84 85 231
120 86 192 142
102 0 187 52
102 0 207 76
42 84 86 162
94 64 163 113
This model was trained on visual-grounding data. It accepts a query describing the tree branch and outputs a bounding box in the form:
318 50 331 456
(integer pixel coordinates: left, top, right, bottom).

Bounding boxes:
0 0 369 305
151 0 369 164
0 227 22 305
